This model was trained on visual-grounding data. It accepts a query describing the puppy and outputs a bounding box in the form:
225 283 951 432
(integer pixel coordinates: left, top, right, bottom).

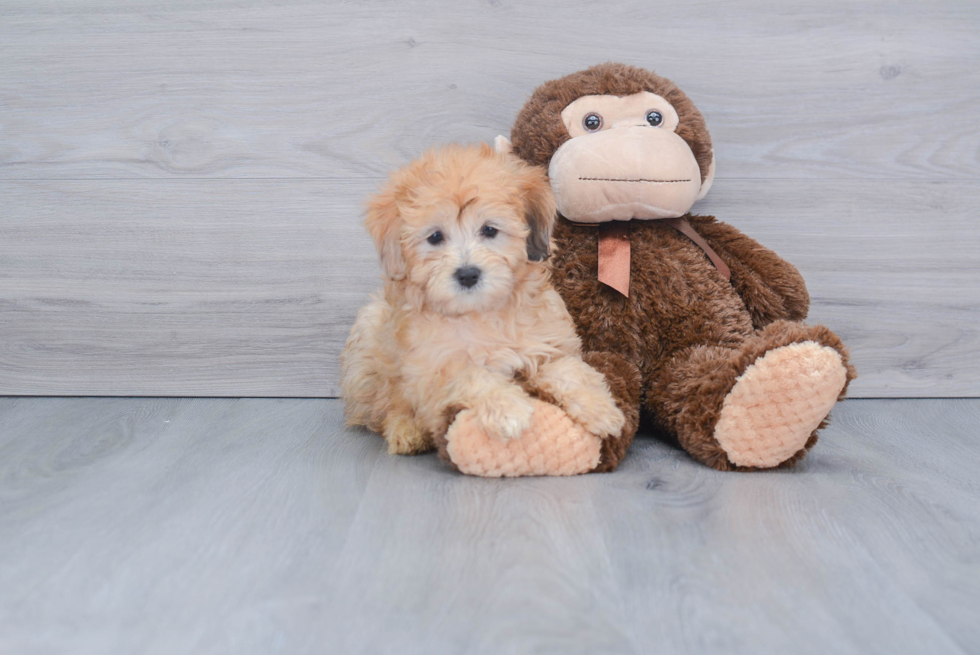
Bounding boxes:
341 144 625 455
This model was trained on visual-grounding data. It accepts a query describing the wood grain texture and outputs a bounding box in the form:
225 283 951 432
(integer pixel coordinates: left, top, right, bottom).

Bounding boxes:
1 398 978 654
1 0 978 397
0 398 384 655
1 0 978 180
2 178 977 397
0 179 379 396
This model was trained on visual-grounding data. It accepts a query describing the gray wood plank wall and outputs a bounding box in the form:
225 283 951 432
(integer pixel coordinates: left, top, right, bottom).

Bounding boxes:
1 0 978 397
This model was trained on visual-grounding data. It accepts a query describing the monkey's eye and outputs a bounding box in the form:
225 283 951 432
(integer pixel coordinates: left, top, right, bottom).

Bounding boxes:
583 113 603 131
646 110 664 127
427 231 444 245
480 225 499 239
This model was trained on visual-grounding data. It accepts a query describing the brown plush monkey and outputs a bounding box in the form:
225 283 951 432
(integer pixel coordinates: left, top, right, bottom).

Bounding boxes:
442 63 856 475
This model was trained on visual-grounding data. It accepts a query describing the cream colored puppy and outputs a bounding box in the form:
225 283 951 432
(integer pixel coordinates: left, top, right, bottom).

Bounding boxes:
341 144 625 455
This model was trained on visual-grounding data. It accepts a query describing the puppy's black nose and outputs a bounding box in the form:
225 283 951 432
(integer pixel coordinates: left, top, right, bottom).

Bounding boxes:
454 266 481 289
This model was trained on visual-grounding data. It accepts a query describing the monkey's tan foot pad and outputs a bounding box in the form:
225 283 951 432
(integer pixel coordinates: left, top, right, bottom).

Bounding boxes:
445 399 601 477
714 341 848 469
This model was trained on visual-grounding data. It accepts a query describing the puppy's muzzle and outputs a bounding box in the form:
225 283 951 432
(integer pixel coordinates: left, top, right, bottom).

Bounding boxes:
454 266 481 289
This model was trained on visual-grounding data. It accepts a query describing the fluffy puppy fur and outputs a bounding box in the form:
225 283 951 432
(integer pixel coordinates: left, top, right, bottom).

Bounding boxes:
341 144 625 455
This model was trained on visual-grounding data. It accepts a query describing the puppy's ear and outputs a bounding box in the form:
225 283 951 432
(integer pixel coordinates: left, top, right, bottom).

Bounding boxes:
364 185 406 280
519 164 557 262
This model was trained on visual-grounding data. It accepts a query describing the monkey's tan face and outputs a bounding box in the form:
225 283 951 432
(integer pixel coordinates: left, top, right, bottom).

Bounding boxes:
549 91 713 223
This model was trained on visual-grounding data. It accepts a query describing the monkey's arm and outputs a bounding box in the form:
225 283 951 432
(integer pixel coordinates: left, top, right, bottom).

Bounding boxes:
688 215 810 329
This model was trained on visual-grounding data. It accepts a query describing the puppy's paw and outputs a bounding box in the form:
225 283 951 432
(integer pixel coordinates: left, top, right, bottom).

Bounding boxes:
561 386 626 439
474 387 536 441
533 357 626 439
383 415 432 455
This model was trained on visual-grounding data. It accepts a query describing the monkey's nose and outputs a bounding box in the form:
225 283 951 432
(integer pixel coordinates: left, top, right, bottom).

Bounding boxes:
454 266 481 289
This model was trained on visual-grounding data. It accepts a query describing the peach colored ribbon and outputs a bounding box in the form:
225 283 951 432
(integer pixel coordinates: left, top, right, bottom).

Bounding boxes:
596 217 731 297
597 221 632 297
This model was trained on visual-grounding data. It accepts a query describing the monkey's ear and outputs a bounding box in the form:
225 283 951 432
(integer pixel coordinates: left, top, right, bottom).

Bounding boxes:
696 149 715 201
519 165 557 262
494 135 514 156
364 187 406 280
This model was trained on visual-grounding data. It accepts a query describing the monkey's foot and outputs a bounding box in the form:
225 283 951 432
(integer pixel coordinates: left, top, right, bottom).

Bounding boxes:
444 399 601 477
714 341 848 468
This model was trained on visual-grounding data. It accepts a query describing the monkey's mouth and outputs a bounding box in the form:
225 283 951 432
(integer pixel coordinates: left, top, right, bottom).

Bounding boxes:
579 177 692 183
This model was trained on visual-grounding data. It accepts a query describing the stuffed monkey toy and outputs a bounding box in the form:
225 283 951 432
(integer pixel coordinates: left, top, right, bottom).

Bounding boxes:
440 63 856 476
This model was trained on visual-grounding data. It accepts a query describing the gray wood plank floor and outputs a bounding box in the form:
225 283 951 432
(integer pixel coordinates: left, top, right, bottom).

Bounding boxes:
2 0 979 398
1 398 977 654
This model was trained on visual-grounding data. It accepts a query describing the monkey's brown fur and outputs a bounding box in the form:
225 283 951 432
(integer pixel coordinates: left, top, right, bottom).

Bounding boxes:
508 63 856 472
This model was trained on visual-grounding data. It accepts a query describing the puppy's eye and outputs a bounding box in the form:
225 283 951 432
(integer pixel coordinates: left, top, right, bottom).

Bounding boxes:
480 225 498 239
645 110 663 127
583 113 603 131
427 231 444 246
